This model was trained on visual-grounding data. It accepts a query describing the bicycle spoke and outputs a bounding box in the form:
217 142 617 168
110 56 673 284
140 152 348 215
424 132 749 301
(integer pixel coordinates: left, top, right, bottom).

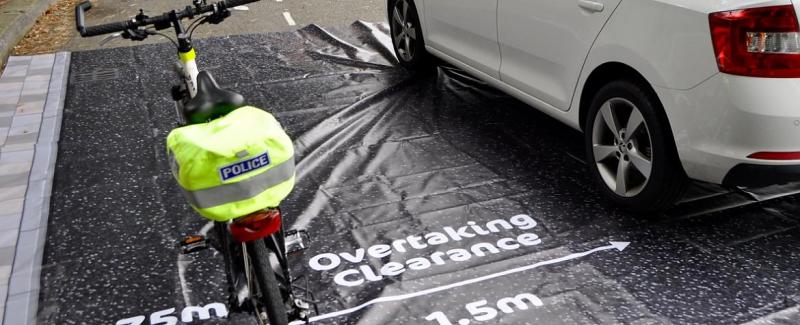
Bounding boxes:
242 244 268 325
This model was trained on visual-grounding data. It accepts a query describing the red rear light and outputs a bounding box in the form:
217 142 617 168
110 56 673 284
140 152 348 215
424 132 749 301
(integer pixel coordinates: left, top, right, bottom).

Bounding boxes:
748 151 800 160
709 5 800 77
229 209 282 243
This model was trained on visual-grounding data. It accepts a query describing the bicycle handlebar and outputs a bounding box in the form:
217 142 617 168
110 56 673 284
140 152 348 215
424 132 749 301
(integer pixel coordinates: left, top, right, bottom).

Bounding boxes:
224 0 261 8
75 0 260 37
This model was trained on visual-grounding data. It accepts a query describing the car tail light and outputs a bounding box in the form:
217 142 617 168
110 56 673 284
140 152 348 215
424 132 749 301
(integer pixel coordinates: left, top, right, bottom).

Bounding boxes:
229 209 282 243
709 5 800 77
748 151 800 160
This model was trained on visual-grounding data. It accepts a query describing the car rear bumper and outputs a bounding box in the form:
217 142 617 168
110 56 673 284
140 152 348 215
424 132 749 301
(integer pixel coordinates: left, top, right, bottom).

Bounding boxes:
655 73 800 186
722 163 800 187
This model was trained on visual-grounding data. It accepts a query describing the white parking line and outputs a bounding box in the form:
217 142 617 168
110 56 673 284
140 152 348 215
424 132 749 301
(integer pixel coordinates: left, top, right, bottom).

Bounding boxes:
283 11 296 26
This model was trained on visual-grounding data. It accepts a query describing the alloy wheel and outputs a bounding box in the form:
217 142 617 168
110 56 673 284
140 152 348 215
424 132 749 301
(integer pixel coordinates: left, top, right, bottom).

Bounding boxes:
392 0 417 62
591 98 654 197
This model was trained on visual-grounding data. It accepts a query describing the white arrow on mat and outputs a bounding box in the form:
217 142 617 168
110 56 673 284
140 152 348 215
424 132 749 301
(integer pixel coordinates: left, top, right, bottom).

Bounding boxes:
288 241 631 325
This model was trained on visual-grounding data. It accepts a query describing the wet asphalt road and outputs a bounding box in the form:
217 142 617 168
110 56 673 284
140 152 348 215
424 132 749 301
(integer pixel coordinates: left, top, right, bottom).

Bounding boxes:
66 0 386 51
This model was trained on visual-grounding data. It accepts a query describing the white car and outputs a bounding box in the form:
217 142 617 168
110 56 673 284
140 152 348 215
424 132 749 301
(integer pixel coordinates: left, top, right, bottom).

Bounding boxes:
388 0 800 211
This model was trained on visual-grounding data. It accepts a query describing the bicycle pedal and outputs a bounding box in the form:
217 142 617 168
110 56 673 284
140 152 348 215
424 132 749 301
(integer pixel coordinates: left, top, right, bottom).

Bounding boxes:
284 229 308 256
293 298 312 321
179 235 209 254
294 298 311 310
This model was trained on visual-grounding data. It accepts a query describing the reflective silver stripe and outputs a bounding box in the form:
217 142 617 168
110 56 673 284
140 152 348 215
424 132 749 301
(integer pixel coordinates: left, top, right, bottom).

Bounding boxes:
168 149 180 179
183 158 295 209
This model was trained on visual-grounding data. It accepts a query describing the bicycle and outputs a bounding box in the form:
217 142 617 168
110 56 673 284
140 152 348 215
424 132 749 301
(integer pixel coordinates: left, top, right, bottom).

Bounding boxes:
75 1 315 324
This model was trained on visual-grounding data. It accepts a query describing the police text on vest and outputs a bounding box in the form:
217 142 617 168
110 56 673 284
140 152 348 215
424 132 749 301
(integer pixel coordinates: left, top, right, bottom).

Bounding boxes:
219 152 271 181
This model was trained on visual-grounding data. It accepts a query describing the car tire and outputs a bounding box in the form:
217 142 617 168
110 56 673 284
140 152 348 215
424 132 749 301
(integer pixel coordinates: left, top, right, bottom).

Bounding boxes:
584 80 688 212
389 0 430 70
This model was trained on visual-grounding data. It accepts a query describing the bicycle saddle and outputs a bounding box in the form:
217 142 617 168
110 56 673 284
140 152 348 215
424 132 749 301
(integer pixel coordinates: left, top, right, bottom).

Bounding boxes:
183 70 246 124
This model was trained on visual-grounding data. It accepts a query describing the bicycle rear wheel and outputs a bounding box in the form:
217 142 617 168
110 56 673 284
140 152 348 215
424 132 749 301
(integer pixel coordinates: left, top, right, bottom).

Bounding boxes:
247 239 289 325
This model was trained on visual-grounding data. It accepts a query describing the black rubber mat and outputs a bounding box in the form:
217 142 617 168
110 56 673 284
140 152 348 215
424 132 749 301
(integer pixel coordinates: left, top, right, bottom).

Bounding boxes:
40 22 800 325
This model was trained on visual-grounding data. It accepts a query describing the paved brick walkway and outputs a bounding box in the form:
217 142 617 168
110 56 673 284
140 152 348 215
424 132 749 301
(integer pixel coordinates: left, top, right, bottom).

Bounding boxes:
0 52 69 325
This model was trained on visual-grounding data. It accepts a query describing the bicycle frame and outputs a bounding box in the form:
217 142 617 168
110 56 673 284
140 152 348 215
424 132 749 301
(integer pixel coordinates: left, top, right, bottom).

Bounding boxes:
168 8 201 99
179 48 200 97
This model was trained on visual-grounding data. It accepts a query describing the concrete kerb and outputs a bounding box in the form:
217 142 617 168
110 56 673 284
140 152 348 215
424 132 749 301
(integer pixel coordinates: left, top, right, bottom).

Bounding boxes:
2 51 68 325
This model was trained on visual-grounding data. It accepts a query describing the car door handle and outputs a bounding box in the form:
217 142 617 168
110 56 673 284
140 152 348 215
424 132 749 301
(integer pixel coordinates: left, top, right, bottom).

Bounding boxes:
578 0 604 12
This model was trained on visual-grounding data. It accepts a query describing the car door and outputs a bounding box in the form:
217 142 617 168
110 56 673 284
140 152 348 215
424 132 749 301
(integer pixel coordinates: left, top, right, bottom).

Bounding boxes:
424 0 501 78
497 0 622 111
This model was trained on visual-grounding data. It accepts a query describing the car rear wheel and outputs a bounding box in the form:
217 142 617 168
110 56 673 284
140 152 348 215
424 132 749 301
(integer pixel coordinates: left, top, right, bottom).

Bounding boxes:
389 0 429 69
584 80 688 212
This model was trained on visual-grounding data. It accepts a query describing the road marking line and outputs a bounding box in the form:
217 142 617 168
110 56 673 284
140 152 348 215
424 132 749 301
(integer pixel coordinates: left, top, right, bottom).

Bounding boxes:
288 241 631 324
283 11 296 26
276 0 282 2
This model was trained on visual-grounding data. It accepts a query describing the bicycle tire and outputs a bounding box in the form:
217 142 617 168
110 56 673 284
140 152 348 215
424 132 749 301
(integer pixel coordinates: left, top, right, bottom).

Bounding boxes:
247 239 289 325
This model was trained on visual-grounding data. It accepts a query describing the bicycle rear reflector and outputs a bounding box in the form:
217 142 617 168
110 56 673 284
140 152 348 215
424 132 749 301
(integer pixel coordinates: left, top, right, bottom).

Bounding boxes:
229 209 282 243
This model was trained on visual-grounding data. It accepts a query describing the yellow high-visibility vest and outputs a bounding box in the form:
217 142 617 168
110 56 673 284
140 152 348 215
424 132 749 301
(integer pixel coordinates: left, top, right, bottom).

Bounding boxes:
166 106 295 221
